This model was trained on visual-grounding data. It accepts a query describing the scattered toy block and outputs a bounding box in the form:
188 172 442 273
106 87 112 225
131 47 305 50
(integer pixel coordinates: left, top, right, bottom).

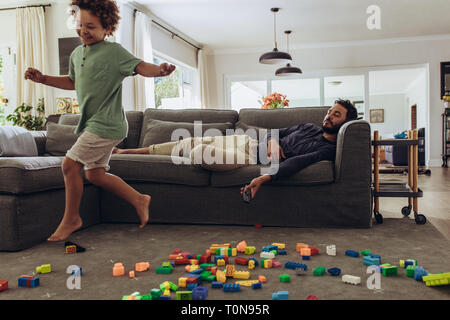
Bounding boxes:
235 257 249 266
223 283 240 292
360 249 371 256
342 275 361 285
378 264 398 276
285 261 307 270
212 281 223 289
65 245 77 254
187 283 198 291
233 271 250 280
262 245 278 253
327 267 341 276
296 243 308 252
0 280 8 292
36 264 51 274
236 241 248 253
302 255 311 261
272 260 281 268
244 246 256 255
235 280 259 287
272 291 289 300
278 249 287 255
214 255 229 264
345 250 360 258
113 263 125 277
215 270 226 283
64 241 85 253
399 259 418 268
156 265 173 274
305 295 318 300
192 286 208 300
262 259 272 269
135 262 150 272
210 244 231 253
280 274 291 283
422 273 450 287
300 248 311 256
217 259 226 267
363 255 381 266
225 265 236 277
414 267 428 281
326 245 336 256
258 275 267 283
309 247 319 256
176 291 192 300
248 260 255 270
178 277 188 288
313 266 326 276
260 251 275 259
406 265 417 278
251 282 262 289
150 288 162 299
129 271 135 278
173 248 182 254
18 275 40 288
272 243 285 250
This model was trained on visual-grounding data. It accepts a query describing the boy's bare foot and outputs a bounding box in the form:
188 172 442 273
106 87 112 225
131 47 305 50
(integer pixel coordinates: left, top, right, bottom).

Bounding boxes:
112 147 124 154
136 194 151 228
47 216 83 242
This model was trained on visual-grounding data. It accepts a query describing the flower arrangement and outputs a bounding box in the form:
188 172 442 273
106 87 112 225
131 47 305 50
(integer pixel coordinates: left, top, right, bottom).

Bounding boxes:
259 92 289 109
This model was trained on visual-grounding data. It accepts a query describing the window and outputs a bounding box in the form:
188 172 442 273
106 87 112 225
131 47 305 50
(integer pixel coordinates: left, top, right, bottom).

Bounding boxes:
230 80 267 112
0 54 5 125
0 47 15 126
324 75 365 117
271 78 321 107
153 55 197 109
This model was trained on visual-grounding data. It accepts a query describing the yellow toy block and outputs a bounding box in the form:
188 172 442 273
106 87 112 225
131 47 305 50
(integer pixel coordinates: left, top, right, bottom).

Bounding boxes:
296 243 309 252
178 277 187 288
231 248 237 256
263 259 273 269
161 281 171 290
233 271 250 279
189 259 199 265
65 245 77 254
216 270 226 283
422 273 450 287
235 280 259 287
163 288 170 296
226 265 236 277
272 243 286 250
248 260 255 270
210 244 230 253
217 259 226 267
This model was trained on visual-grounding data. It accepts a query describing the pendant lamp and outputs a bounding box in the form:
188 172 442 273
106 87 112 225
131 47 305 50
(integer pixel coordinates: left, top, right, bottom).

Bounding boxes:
259 8 292 65
275 30 302 76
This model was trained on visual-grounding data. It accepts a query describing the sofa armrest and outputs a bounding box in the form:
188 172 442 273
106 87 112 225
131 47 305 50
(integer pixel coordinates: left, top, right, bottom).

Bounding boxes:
334 120 371 184
28 130 47 156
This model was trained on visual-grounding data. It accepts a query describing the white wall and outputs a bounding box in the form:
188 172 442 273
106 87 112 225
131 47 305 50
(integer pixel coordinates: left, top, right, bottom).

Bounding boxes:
369 94 407 138
0 10 17 116
205 38 450 166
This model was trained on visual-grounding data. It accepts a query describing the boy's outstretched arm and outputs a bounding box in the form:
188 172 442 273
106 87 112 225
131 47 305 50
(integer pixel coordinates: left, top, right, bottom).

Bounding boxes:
135 62 176 78
25 67 75 90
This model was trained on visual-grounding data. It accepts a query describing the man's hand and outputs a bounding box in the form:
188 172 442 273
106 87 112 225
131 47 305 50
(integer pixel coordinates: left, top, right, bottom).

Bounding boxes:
24 67 46 84
267 139 286 162
159 63 176 77
240 175 272 200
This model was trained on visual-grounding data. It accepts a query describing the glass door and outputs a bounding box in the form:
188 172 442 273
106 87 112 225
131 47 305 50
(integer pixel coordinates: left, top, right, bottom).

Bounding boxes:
0 46 16 126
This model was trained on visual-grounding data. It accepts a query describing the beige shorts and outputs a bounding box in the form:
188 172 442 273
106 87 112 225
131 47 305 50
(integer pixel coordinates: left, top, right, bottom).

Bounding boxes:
66 130 123 171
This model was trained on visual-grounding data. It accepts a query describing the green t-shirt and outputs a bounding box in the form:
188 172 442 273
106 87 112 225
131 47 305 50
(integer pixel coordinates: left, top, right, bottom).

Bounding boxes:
69 41 142 139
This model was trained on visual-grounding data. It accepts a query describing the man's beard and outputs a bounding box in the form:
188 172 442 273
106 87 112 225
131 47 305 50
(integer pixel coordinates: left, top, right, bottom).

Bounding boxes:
322 122 341 134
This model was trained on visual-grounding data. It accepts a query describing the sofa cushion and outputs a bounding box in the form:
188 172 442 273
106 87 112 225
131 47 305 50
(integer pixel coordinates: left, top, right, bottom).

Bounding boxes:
141 119 234 146
45 123 79 156
238 107 328 129
234 121 268 141
210 160 335 187
139 108 239 147
109 154 211 186
0 157 65 194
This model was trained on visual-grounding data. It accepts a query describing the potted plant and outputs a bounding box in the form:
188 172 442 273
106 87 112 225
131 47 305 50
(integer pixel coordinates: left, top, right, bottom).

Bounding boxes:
6 98 46 131
259 92 289 109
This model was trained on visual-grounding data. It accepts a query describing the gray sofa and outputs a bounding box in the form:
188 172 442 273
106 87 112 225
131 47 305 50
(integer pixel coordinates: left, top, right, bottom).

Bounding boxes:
0 107 372 251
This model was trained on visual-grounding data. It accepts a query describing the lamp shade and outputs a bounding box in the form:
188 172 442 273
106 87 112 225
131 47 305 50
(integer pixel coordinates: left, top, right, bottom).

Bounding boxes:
259 48 292 65
275 63 302 76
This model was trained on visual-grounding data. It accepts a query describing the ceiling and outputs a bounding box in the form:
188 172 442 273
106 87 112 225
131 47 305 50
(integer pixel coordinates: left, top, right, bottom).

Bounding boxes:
133 0 450 51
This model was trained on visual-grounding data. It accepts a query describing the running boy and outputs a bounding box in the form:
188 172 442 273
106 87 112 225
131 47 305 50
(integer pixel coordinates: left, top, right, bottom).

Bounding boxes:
24 0 175 241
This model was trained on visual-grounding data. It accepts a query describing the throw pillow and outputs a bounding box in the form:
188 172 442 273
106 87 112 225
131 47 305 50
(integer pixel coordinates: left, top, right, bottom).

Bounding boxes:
45 123 80 156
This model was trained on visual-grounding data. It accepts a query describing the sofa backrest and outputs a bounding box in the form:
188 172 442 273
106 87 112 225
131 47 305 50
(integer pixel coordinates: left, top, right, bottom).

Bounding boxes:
238 107 329 129
138 108 239 147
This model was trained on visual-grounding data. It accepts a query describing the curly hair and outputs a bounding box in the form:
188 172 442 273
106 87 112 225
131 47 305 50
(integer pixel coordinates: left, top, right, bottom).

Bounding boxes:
335 99 358 121
70 0 120 36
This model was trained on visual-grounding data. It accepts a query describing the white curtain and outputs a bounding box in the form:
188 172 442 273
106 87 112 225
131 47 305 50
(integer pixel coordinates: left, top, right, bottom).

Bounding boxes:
197 49 209 108
133 11 155 111
16 7 50 116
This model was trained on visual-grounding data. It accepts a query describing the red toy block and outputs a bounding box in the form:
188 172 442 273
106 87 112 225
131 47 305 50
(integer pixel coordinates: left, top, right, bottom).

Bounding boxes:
186 277 198 284
199 255 211 264
255 224 263 229
169 253 183 260
0 280 8 292
235 257 249 266
173 249 182 254
310 247 319 256
181 252 191 258
305 295 318 300
174 258 190 265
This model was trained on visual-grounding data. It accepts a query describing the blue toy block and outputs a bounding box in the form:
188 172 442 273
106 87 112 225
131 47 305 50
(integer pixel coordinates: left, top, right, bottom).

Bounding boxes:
368 253 381 259
212 281 223 289
262 245 278 253
363 256 381 266
248 258 259 267
327 267 341 276
192 286 208 300
272 291 289 300
345 250 360 258
223 283 240 292
251 282 262 289
187 283 198 291
159 295 171 300
278 250 287 255
413 266 428 281
189 268 204 275
185 273 202 284
284 262 307 270
188 254 194 259
214 255 224 263
18 276 40 288
302 255 310 260
170 261 175 267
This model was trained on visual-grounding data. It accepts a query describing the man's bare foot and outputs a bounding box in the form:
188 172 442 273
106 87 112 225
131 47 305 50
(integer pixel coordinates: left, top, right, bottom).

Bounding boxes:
112 147 126 154
47 216 83 242
136 195 151 228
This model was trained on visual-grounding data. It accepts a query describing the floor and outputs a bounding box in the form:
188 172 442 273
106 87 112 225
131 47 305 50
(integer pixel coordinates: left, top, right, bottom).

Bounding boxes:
376 167 450 239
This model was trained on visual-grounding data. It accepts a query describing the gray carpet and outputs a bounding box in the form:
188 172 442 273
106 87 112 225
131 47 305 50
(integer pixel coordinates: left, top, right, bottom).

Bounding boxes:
0 218 449 300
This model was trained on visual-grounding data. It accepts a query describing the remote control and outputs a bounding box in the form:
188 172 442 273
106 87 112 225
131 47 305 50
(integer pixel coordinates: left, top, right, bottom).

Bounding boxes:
242 187 252 203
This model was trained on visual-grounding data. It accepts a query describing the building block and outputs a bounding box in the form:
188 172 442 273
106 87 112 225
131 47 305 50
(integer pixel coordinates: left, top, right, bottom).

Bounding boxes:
192 286 208 300
185 264 200 273
174 258 191 265
225 265 236 277
327 267 341 276
236 241 248 253
64 241 85 253
406 265 417 278
244 246 256 255
399 259 418 268
280 274 291 282
272 291 289 300
251 282 262 289
173 248 182 254
135 262 150 272
360 249 371 256
262 259 272 269
300 248 311 256
212 281 223 289
113 263 125 277
309 247 319 256
178 277 188 288
217 259 226 267
18 275 40 288
272 243 286 250
36 264 51 274
187 283 198 291
342 275 361 285
296 268 305 276
258 275 267 283
156 265 173 274
176 291 192 300
210 243 231 253
313 266 325 276
200 271 212 281
326 245 336 256
0 280 8 292
378 264 398 276
159 295 171 300
422 273 450 287
284 261 307 270
233 271 250 280
235 257 249 266
345 250 360 258
189 268 204 275
260 251 275 259
414 266 428 281
216 270 226 283
302 256 311 261
248 260 255 270
160 281 178 292
272 260 281 268
296 243 309 252
223 283 240 292
129 271 135 278
150 288 161 299
65 245 77 254
214 255 229 264
122 294 142 300
278 249 287 255
235 280 259 287
248 258 259 267
305 295 318 300
200 263 216 270
363 256 381 266
262 245 278 253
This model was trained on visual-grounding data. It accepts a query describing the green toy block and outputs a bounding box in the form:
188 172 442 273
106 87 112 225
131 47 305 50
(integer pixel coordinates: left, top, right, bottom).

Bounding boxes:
141 294 152 300
197 254 202 261
150 288 162 299
200 264 216 270
406 265 416 278
245 246 256 255
160 281 178 291
176 291 193 300
380 264 398 276
215 249 221 255
156 266 173 274
161 261 172 267
313 266 326 276
360 249 371 256
280 274 291 282
201 271 212 280
422 273 450 287
206 275 216 282
270 250 277 256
